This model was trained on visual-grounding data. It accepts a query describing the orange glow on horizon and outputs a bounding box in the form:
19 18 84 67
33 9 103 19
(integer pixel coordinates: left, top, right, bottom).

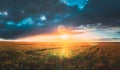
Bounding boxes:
17 25 103 42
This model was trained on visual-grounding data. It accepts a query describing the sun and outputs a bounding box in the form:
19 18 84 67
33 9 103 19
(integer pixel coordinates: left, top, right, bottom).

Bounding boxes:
59 34 69 40
57 25 71 40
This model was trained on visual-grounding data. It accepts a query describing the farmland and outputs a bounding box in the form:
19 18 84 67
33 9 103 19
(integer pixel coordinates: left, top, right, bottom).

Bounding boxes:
0 41 120 70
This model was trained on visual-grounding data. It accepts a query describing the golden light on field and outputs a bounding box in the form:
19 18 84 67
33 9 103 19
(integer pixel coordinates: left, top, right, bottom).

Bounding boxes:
59 47 71 58
51 42 72 59
87 42 99 46
55 25 72 58
52 47 72 59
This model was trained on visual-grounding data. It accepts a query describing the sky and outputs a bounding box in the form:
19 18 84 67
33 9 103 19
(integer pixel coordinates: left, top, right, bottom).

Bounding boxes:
0 0 120 42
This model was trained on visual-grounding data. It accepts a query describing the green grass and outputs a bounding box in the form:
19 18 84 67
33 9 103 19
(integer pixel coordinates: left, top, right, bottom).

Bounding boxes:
0 42 120 70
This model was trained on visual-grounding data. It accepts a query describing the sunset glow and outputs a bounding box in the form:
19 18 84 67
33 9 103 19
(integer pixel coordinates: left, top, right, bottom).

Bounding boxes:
0 0 120 70
59 34 69 40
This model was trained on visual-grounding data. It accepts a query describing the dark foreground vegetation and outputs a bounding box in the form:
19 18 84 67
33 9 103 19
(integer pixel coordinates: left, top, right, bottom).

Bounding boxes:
0 41 120 70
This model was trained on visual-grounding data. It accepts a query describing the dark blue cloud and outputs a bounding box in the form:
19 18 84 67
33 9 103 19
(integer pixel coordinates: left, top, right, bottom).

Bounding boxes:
0 0 120 39
79 0 120 26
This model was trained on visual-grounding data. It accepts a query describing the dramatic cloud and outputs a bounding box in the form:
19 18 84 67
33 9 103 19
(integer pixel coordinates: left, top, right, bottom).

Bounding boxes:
0 0 120 41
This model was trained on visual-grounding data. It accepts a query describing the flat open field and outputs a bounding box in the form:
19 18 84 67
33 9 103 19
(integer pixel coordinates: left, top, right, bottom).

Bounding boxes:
0 41 120 70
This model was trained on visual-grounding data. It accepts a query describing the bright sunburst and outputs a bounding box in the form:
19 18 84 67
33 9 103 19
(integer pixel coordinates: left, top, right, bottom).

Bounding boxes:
59 34 69 40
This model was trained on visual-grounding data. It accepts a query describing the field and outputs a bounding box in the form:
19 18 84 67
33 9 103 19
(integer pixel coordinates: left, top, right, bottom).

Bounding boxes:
0 41 120 70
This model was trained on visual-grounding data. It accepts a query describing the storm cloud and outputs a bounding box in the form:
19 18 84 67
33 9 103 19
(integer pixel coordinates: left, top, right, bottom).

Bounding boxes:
0 0 120 39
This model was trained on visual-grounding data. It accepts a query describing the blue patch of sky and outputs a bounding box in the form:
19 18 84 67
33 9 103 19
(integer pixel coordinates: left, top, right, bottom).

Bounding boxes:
6 16 47 27
60 0 89 10
0 11 8 17
40 15 47 21
90 28 120 39
6 21 15 25
19 17 34 25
